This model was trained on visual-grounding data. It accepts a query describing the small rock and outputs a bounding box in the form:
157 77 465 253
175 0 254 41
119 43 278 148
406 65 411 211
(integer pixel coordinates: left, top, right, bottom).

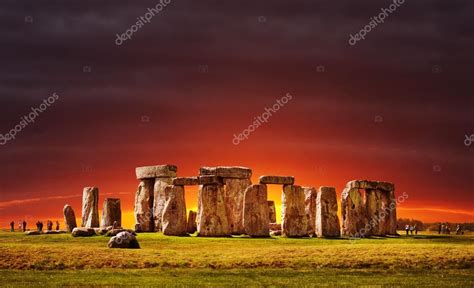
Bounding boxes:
72 227 96 237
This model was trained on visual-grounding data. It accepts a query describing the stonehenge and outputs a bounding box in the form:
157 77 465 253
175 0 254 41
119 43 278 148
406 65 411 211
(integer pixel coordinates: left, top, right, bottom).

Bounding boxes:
243 184 269 237
162 185 188 236
101 198 121 228
341 180 396 237
197 178 230 237
316 187 340 237
304 187 317 236
63 204 77 232
81 187 99 228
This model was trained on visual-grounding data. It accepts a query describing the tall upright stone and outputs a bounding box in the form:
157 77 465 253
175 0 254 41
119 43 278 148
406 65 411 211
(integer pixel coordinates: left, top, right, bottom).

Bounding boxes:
243 184 269 237
304 186 317 236
81 187 99 228
268 200 276 223
162 185 187 236
197 176 230 237
101 198 121 228
134 178 154 232
387 187 397 235
187 210 197 234
153 177 173 231
199 166 252 235
281 185 308 237
316 187 340 237
341 185 367 237
63 204 77 232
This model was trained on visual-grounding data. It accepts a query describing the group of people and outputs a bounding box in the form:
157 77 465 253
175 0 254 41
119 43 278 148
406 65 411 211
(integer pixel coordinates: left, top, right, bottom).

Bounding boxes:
9 220 59 232
404 224 418 235
438 224 464 235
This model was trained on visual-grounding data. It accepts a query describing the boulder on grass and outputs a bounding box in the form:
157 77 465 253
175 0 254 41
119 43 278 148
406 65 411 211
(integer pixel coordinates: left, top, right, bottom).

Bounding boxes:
25 230 42 236
108 231 140 249
71 227 96 237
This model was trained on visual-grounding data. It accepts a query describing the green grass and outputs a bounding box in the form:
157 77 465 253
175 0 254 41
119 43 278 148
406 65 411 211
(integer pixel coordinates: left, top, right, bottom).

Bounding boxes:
0 231 472 287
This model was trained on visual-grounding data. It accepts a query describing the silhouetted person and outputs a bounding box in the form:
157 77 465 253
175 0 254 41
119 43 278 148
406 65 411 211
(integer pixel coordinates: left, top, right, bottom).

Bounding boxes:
18 220 22 231
22 220 27 232
10 221 15 232
438 224 442 234
46 220 53 231
414 224 418 235
55 221 60 231
405 224 409 235
446 226 450 234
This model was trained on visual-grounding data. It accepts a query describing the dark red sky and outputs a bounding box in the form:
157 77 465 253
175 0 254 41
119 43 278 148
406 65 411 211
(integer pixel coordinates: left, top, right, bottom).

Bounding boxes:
0 0 473 227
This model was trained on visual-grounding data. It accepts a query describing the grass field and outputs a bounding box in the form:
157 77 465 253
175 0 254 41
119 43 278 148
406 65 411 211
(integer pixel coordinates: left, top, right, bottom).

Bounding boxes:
0 230 472 287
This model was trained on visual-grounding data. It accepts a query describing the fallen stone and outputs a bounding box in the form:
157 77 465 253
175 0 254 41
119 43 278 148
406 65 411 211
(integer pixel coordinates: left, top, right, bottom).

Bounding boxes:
223 178 252 234
304 186 317 236
63 204 77 232
198 175 223 185
269 223 281 231
268 201 276 223
341 186 368 237
101 198 121 228
172 177 199 186
243 184 269 237
152 177 173 232
162 185 188 236
197 184 230 237
135 165 177 179
81 187 99 228
94 226 112 235
25 230 42 235
259 176 295 185
108 231 140 249
270 230 282 237
72 227 96 237
316 186 341 237
106 229 137 237
200 166 252 179
281 185 308 237
134 179 154 232
44 230 67 234
187 210 197 234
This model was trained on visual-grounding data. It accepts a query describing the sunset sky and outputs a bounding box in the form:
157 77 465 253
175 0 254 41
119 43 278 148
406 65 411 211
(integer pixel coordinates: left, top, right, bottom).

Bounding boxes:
0 0 473 229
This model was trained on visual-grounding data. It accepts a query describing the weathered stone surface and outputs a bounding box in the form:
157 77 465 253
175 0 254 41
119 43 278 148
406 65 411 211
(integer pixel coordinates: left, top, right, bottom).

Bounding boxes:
106 229 137 237
269 223 281 231
268 201 276 223
346 180 394 191
162 185 188 236
270 230 282 236
187 210 197 234
388 189 397 235
316 186 340 237
81 187 99 228
63 204 77 232
281 185 308 237
365 189 389 236
197 184 230 237
44 230 66 234
259 176 295 185
243 184 269 237
134 179 154 232
152 177 173 232
341 187 368 237
72 227 96 237
200 166 252 179
172 177 199 186
25 230 42 235
304 187 317 236
101 198 121 228
223 178 252 234
95 226 112 235
198 175 223 185
108 231 140 249
135 165 177 179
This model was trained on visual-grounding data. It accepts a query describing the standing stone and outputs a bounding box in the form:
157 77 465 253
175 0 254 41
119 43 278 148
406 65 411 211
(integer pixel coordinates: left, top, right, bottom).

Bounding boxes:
63 204 77 232
223 178 252 234
81 187 99 228
187 210 197 234
101 198 121 228
197 184 230 237
304 187 317 236
153 177 173 232
162 185 187 236
268 201 276 223
341 185 368 237
281 185 308 237
388 188 397 235
134 179 154 232
243 184 269 237
316 187 340 237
